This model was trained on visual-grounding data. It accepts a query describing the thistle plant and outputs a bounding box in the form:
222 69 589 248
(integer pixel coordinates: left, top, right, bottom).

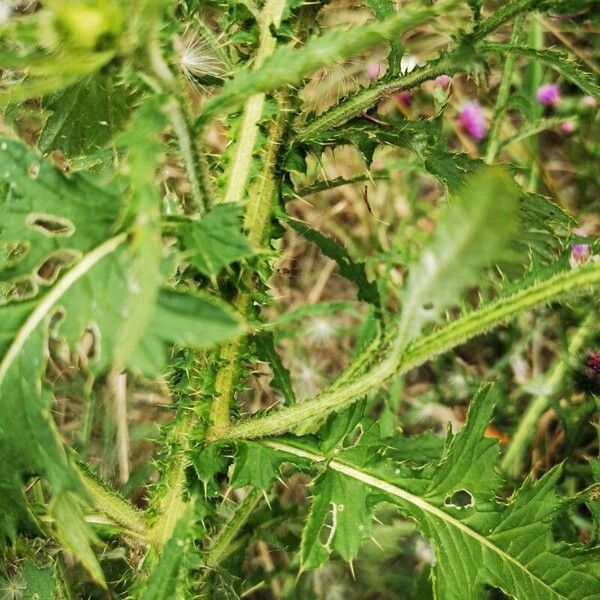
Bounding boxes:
1 0 600 598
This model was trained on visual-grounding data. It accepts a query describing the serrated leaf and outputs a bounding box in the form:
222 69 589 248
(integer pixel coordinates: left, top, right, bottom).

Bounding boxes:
231 441 296 489
482 44 600 103
285 217 380 308
38 73 131 157
253 331 295 406
177 204 255 278
308 118 438 165
265 386 600 597
397 167 520 343
301 469 374 570
199 0 457 121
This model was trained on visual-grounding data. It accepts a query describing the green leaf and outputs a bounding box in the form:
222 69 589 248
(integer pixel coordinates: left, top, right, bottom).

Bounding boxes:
365 0 403 75
52 492 106 587
38 73 131 157
20 561 56 600
231 441 301 490
481 43 600 103
130 290 245 376
177 204 255 278
301 468 374 570
306 118 439 165
264 387 600 597
139 505 197 600
397 167 520 343
284 217 380 308
0 132 242 576
253 331 296 406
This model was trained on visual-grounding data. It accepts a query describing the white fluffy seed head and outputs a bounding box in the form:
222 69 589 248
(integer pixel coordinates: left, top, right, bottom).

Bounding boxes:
174 31 225 89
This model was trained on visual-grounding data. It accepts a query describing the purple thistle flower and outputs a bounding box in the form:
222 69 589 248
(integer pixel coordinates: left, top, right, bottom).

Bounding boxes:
569 243 590 268
434 75 452 89
459 101 487 141
536 83 560 107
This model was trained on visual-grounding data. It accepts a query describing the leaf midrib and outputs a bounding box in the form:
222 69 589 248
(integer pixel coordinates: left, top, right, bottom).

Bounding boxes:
265 440 564 599
0 233 127 385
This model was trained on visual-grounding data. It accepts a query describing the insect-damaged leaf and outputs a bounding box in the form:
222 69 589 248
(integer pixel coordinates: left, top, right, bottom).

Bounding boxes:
253 387 600 597
0 127 243 580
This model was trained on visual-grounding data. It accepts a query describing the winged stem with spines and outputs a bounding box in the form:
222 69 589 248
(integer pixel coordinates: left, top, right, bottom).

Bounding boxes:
0 0 599 597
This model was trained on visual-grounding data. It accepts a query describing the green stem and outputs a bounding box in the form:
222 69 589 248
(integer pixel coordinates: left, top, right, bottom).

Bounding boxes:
147 411 199 548
204 489 263 570
485 17 523 164
76 464 148 542
298 0 544 140
208 95 290 439
500 312 596 477
219 263 600 441
148 31 213 214
222 0 288 204
297 55 457 141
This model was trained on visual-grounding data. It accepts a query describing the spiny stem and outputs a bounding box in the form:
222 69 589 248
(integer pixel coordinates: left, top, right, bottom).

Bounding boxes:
219 264 600 441
297 55 456 141
148 410 199 548
500 312 597 478
222 0 288 204
76 464 148 542
204 489 263 570
208 95 290 439
298 0 544 140
485 16 523 164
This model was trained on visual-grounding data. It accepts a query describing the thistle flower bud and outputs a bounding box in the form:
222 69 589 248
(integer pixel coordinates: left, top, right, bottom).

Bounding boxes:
536 83 560 107
366 62 382 82
434 75 452 89
396 90 413 106
459 101 487 141
569 243 590 268
582 95 597 107
559 120 576 134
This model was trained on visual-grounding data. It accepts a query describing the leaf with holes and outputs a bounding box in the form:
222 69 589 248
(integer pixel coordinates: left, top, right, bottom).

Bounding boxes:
0 128 243 580
260 386 600 597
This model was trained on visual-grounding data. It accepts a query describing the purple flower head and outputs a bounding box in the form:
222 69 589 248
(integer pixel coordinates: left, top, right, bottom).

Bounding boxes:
569 243 590 268
435 75 452 89
366 62 382 82
559 120 575 134
459 101 487 141
582 95 597 107
396 90 413 106
536 83 560 107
